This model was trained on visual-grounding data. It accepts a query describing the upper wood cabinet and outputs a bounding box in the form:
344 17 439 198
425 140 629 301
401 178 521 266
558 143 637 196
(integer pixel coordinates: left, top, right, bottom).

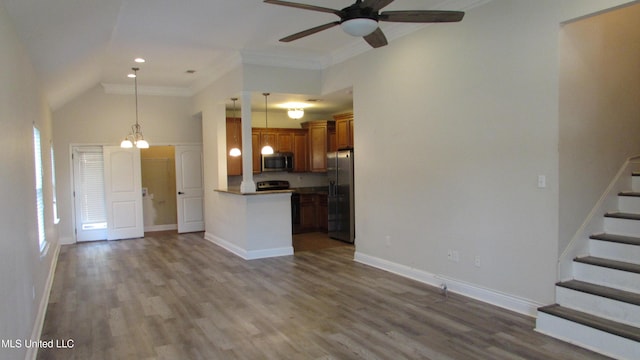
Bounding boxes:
252 127 308 173
334 112 354 150
226 117 243 176
302 120 335 173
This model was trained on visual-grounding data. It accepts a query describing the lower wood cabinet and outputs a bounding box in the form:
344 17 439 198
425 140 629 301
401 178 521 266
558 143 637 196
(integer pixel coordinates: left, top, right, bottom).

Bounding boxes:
295 193 328 234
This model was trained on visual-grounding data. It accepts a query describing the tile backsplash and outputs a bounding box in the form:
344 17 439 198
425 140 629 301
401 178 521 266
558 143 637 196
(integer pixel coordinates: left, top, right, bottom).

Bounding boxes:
228 172 329 189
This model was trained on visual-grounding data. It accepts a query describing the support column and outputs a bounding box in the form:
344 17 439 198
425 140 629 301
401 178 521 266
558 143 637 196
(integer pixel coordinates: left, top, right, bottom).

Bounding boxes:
240 91 256 193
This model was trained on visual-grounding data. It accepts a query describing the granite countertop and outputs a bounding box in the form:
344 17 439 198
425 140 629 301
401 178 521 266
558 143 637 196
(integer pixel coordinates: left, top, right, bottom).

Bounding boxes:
293 186 328 195
215 188 294 196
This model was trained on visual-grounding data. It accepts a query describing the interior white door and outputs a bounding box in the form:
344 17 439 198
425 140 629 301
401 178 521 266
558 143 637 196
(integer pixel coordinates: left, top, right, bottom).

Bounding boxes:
103 146 144 240
175 145 205 233
73 146 107 242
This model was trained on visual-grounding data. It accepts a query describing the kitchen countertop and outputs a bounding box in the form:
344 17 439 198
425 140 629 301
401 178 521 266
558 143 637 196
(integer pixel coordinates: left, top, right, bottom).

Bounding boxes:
293 186 328 195
215 188 294 196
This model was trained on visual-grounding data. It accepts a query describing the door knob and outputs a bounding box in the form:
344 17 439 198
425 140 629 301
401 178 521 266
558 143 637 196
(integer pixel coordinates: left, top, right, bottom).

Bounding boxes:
178 191 184 195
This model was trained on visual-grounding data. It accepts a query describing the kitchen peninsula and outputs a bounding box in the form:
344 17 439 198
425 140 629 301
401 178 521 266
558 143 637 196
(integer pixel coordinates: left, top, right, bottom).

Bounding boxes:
208 188 294 260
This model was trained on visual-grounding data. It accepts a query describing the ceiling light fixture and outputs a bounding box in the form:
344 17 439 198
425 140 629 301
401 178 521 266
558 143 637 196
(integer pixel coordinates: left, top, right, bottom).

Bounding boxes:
287 108 304 120
340 18 378 37
261 93 274 155
134 58 146 63
120 67 149 149
229 98 241 157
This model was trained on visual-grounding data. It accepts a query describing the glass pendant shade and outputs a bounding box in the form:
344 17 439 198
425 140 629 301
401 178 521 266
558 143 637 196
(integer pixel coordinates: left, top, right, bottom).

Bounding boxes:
229 147 241 157
261 145 274 155
341 18 378 37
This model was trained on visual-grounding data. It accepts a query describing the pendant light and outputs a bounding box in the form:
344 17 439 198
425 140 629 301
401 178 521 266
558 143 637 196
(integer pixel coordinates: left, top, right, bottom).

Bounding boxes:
229 98 241 157
120 67 149 149
261 92 274 155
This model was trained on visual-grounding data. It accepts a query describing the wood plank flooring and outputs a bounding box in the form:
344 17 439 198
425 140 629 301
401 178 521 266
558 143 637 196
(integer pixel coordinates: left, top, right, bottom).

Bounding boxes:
37 231 611 359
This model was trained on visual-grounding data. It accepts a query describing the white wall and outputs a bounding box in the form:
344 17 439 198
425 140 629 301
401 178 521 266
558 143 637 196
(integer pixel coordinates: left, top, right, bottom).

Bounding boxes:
0 4 59 359
53 86 201 244
558 2 640 254
320 0 635 308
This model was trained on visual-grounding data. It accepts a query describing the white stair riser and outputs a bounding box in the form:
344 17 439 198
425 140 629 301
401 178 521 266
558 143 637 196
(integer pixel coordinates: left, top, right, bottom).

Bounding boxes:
632 176 640 192
573 262 640 293
604 217 640 237
589 239 640 265
555 287 640 327
536 312 639 360
618 196 640 213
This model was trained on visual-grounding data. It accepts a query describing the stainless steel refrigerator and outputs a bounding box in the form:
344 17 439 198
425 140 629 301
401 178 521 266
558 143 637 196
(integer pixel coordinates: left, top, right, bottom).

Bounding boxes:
328 149 354 243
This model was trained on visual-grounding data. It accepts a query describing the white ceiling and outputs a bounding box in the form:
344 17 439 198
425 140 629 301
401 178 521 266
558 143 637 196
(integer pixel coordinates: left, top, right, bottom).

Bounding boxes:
2 0 487 111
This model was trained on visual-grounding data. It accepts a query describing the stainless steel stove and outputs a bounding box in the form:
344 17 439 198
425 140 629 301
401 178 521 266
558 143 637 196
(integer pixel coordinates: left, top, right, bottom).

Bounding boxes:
256 180 290 191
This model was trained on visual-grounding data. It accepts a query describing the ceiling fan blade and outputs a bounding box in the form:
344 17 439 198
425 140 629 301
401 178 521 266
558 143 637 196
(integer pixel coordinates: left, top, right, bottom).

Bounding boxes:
364 27 388 48
361 0 395 11
279 21 340 42
379 10 465 23
263 0 341 16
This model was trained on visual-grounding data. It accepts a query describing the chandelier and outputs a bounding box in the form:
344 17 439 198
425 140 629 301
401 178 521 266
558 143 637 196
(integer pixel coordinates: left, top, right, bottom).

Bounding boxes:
120 67 149 149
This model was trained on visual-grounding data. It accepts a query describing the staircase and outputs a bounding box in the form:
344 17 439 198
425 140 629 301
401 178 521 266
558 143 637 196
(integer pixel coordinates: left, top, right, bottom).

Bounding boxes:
536 172 640 360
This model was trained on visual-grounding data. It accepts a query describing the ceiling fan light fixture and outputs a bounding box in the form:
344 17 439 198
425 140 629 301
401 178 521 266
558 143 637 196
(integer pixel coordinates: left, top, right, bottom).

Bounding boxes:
341 18 378 37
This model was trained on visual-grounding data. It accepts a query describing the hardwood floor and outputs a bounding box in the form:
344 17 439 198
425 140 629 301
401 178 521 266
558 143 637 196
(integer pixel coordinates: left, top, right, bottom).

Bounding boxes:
38 231 611 359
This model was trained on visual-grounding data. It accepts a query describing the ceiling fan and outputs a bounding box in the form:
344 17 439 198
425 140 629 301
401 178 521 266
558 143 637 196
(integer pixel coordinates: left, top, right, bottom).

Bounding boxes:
264 0 465 48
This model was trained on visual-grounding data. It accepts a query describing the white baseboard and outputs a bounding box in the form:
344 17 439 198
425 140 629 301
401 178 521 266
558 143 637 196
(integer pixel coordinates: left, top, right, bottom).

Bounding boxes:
354 251 541 317
203 232 293 260
59 236 74 245
26 243 61 360
144 224 177 232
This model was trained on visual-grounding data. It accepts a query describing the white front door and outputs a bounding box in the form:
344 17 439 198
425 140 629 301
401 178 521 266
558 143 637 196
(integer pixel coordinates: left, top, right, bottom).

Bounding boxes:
104 146 144 240
175 145 204 233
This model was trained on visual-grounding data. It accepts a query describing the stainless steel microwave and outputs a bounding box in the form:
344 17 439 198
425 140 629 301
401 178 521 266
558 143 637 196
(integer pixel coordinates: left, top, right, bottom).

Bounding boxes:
262 152 293 172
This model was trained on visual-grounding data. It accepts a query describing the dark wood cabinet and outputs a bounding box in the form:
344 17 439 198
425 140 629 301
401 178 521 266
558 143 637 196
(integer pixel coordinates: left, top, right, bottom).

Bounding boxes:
334 112 354 150
251 128 308 173
302 120 335 172
295 192 328 234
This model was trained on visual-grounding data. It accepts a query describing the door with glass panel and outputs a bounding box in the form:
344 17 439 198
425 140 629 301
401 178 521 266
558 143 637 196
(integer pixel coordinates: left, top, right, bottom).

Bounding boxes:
73 147 107 241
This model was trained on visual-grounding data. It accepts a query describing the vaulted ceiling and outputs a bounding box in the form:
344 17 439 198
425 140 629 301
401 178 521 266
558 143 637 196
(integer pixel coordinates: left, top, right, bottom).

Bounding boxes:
2 0 488 110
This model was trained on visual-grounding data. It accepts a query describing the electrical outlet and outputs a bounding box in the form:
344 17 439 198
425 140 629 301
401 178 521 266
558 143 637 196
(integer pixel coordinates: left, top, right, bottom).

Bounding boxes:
474 255 481 267
385 235 391 246
447 250 453 261
452 250 460 263
537 175 546 188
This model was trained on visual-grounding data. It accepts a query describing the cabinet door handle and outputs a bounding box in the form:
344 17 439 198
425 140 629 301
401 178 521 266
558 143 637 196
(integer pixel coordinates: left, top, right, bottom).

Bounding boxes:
178 191 184 195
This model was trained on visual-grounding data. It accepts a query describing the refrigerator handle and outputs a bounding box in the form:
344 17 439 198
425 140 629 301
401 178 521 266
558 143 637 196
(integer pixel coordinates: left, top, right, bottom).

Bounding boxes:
329 180 335 196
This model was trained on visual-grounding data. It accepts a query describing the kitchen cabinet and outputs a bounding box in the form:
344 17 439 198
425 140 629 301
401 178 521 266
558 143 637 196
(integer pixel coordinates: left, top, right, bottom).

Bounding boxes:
334 112 354 150
295 192 328 233
293 131 308 172
299 194 317 232
252 128 308 173
226 117 243 176
317 193 328 232
302 120 335 172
